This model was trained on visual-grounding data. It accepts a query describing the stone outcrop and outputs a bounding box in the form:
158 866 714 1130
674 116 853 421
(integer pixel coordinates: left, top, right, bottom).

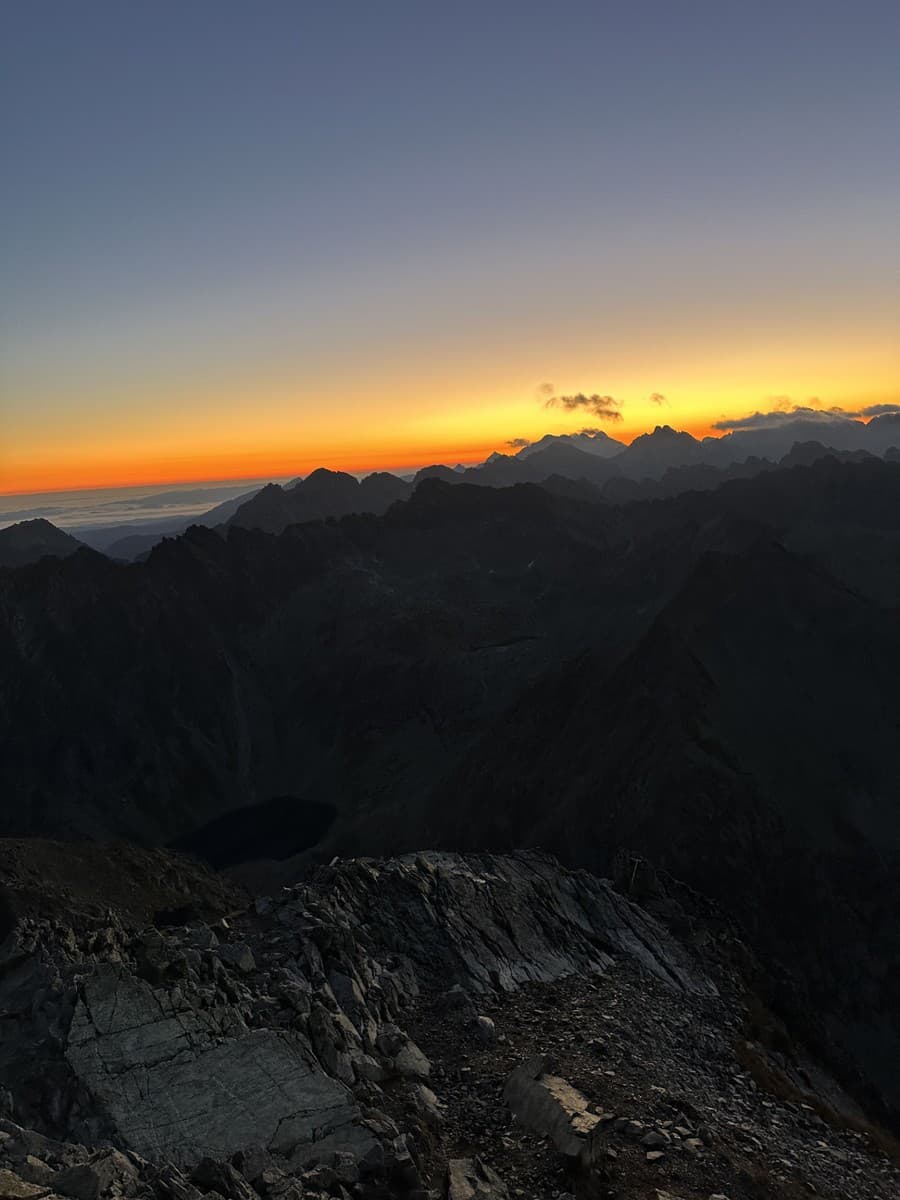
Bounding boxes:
0 853 711 1177
0 850 897 1200
286 852 716 997
66 967 368 1165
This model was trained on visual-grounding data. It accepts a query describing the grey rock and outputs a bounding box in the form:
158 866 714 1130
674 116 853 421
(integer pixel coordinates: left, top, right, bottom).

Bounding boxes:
411 1085 444 1129
0 1172 50 1200
439 986 473 1013
185 928 218 951
640 1131 668 1149
52 1151 137 1200
393 1042 431 1080
216 944 256 975
502 1056 603 1163
229 1147 272 1187
446 1158 509 1200
471 1017 496 1045
328 1152 359 1186
374 1025 406 1058
3 853 715 1191
65 967 368 1166
327 973 366 1028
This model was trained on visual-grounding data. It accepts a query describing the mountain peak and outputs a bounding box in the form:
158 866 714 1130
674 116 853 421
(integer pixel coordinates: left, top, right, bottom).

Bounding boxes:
647 424 696 442
303 467 359 486
517 431 625 461
0 517 84 568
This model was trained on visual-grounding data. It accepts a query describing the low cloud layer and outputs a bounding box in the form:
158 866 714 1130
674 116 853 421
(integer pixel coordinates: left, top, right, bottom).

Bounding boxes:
649 392 668 407
861 403 900 417
543 391 623 422
714 404 866 432
506 437 531 449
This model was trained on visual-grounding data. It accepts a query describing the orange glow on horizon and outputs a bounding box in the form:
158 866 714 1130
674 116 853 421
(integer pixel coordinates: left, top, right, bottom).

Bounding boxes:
1 416 750 497
0 406 892 498
3 367 897 497
0 440 508 498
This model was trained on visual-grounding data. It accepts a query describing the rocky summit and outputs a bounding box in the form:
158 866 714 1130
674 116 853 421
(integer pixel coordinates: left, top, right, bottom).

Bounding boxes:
0 849 896 1200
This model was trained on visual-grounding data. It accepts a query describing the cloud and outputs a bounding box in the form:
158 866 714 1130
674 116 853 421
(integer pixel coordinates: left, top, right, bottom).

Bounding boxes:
860 403 900 417
576 427 615 437
649 392 669 407
543 392 623 422
712 403 863 432
765 394 795 412
536 382 555 398
506 437 531 449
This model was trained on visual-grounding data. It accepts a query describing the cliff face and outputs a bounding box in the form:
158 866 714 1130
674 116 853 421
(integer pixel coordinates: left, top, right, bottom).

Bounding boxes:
0 849 897 1200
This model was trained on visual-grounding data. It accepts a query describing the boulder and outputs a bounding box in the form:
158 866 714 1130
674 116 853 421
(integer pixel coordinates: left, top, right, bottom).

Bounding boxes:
471 1016 496 1045
502 1055 604 1163
52 1151 139 1200
446 1158 509 1200
216 945 255 976
410 1085 444 1129
0 1172 50 1200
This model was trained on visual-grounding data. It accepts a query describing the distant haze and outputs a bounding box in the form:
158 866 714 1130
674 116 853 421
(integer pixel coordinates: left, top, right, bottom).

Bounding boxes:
0 479 292 532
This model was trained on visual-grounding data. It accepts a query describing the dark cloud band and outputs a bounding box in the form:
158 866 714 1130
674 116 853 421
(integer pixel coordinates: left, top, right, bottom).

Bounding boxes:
542 392 623 421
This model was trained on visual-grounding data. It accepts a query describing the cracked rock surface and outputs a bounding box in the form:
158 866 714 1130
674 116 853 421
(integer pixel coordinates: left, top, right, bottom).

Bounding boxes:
67 971 366 1165
0 849 897 1200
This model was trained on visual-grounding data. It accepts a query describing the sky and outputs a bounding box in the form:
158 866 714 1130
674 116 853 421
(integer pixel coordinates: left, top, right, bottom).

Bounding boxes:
2 0 899 495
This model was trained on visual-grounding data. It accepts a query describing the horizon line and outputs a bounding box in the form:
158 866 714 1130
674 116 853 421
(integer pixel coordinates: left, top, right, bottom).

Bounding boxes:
3 409 896 500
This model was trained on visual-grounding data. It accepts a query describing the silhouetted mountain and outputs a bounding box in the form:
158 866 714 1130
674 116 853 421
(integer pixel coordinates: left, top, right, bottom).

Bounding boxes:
413 463 460 485
358 469 414 510
779 439 874 467
3 459 900 1124
615 424 705 478
864 410 900 447
598 455 773 502
66 416 900 561
416 442 621 490
226 468 412 533
459 452 534 485
4 461 900 850
102 528 182 560
516 429 625 459
710 411 900 463
0 518 85 567
513 440 622 483
76 517 189 556
597 442 876 503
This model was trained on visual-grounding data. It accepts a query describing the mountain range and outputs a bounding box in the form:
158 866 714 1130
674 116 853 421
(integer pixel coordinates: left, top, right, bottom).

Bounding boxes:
6 410 899 565
2 454 900 1130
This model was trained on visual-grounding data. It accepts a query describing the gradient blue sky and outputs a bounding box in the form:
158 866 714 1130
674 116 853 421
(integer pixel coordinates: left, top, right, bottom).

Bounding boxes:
2 0 898 491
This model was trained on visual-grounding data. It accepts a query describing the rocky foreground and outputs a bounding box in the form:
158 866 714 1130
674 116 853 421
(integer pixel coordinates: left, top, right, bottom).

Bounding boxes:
0 850 897 1200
